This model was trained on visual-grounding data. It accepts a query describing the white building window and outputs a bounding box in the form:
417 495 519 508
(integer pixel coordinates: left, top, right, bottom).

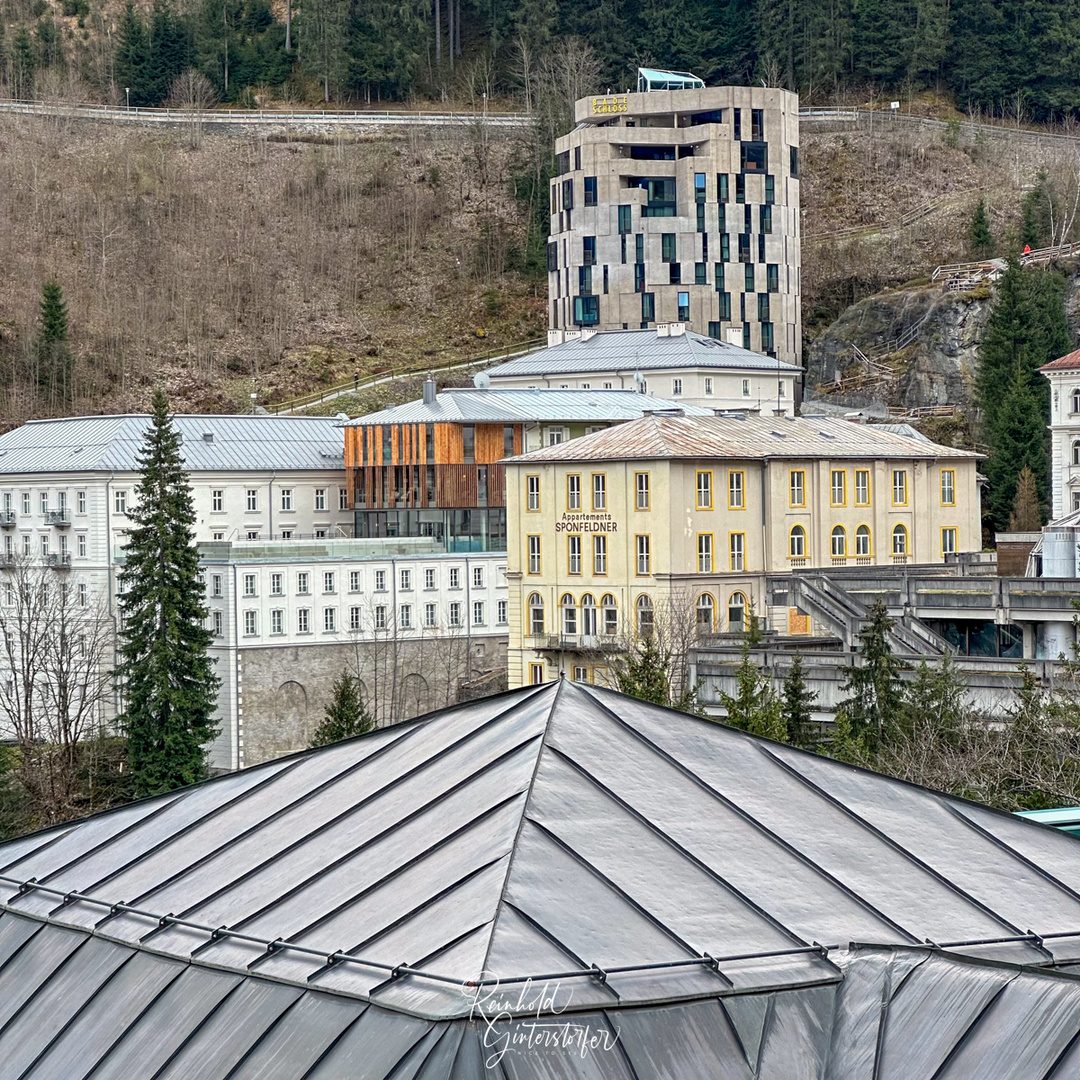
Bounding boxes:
114 490 127 513
375 569 387 591
210 574 222 597
39 492 48 515
297 609 310 633
497 599 508 625
21 492 29 515
314 488 327 511
281 530 293 540
212 531 225 541
21 534 30 556
77 534 87 557
40 535 49 556
314 528 327 539
77 583 87 606
324 571 336 594
77 491 86 513
246 531 259 541
243 610 258 636
246 489 258 511
243 574 257 597
400 568 412 591
374 605 387 630
449 601 462 627
424 602 437 628
280 489 293 511
473 601 485 626
271 609 284 634
672 378 682 396
211 489 224 512
424 568 436 590
270 573 282 595
400 604 412 629
350 570 361 592
213 611 223 637
324 608 336 632
742 379 750 397
350 606 361 630
704 377 713 395
472 565 484 589
297 572 310 594
339 488 349 510
449 567 460 589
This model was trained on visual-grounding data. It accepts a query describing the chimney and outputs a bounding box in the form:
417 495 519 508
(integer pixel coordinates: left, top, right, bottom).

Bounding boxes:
422 377 437 405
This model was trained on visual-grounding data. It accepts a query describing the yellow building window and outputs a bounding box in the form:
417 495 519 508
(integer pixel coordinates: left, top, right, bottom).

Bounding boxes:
636 534 651 575
696 593 715 630
526 475 541 512
530 663 545 685
568 534 582 575
830 525 847 558
789 470 806 507
527 535 541 574
635 472 650 510
567 474 581 510
892 523 908 556
830 469 846 507
892 469 908 506
729 532 745 571
697 533 714 572
789 524 807 558
696 471 713 510
528 593 544 636
592 473 607 510
855 469 870 506
855 524 872 557
940 469 955 506
728 470 745 510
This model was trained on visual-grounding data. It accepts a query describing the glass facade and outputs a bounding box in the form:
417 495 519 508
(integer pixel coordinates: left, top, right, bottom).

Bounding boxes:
354 508 508 552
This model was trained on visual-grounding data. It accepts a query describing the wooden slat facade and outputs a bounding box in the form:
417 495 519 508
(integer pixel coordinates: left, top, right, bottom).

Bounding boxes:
344 422 521 510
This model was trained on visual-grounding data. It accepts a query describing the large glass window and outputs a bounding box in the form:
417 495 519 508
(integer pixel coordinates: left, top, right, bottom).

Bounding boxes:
618 204 632 233
573 295 599 325
584 176 597 206
627 176 676 216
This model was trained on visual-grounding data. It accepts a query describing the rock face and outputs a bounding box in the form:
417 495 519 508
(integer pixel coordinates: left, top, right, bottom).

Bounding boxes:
805 284 992 412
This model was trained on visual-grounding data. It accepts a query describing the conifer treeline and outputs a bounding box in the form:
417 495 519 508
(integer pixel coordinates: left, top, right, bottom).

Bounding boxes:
5 0 1080 113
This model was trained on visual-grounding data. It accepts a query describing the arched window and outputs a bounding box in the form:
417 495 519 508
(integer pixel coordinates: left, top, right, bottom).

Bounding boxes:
528 593 544 637
561 593 577 636
789 525 807 558
696 593 715 630
636 594 654 637
1073 440 1080 466
831 525 847 557
855 525 871 557
892 524 908 556
601 594 618 635
581 594 597 637
728 591 747 633
1073 388 1080 414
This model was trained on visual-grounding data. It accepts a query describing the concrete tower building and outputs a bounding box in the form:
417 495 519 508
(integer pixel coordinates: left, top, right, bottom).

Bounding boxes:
547 69 801 369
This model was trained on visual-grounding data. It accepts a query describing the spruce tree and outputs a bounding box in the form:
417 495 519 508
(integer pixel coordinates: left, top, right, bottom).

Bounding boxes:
781 652 818 748
117 390 219 797
115 1 151 105
35 279 73 409
837 599 907 751
1008 466 1043 530
968 197 994 258
310 669 373 746
720 639 785 740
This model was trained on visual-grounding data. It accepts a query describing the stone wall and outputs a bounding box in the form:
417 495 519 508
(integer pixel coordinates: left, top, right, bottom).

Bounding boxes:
239 635 508 764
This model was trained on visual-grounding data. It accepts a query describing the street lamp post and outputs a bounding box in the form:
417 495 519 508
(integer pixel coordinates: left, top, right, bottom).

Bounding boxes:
125 87 130 110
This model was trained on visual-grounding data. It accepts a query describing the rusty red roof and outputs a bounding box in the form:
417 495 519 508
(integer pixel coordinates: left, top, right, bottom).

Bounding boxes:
1040 348 1080 371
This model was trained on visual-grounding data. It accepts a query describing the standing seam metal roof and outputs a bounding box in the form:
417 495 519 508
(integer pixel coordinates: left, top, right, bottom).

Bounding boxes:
483 329 801 378
0 415 346 473
3 682 1080 1076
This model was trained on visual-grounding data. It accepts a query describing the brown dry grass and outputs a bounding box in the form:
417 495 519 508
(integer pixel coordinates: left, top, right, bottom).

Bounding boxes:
0 114 544 422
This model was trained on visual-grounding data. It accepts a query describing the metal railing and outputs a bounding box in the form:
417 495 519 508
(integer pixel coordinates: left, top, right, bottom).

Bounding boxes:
44 510 70 526
265 337 544 414
0 512 15 527
45 553 71 568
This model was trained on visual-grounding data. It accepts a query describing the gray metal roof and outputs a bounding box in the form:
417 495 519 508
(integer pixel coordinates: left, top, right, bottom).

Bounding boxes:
483 328 802 378
4 681 1080 1075
0 415 345 474
343 388 713 426
509 413 982 465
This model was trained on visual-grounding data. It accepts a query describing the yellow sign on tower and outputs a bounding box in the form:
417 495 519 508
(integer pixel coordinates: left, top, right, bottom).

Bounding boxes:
591 96 628 115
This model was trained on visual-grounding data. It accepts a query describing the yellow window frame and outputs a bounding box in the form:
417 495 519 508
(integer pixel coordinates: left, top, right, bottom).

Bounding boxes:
892 469 909 507
892 523 909 555
854 524 873 557
830 524 847 558
855 469 871 507
696 469 714 510
789 469 806 508
830 469 847 508
697 532 715 573
728 531 746 571
728 469 746 510
789 523 807 559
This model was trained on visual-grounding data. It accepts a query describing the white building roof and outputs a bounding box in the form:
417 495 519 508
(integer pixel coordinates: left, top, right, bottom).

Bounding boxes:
0 415 345 474
484 328 801 379
343 388 713 426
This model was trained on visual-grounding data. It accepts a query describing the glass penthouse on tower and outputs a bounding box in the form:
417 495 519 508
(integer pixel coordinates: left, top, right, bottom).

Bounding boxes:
548 69 801 369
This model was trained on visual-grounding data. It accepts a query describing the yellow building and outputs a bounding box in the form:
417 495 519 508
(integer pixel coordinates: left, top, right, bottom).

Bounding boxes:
505 413 982 687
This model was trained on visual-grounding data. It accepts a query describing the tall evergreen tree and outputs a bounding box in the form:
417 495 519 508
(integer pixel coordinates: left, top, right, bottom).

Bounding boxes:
114 1 151 105
11 24 36 100
836 598 906 751
781 652 818 748
309 669 373 746
117 390 219 797
1008 466 1043 530
35 279 73 409
720 638 785 740
968 197 994 258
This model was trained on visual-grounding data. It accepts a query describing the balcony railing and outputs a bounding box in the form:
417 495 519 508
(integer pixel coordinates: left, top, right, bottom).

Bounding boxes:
0 512 15 528
45 553 71 569
534 633 622 653
892 554 909 565
44 510 70 526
